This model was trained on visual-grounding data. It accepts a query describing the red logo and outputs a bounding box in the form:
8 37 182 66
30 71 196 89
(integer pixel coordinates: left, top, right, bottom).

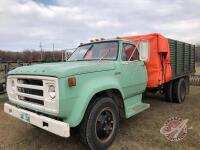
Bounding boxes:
160 116 190 142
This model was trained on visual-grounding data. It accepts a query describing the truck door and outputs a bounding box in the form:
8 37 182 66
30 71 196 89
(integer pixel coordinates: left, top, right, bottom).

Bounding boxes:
119 43 147 98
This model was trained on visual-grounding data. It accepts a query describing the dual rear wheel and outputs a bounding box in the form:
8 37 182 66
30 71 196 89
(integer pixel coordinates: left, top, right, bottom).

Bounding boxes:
164 77 187 103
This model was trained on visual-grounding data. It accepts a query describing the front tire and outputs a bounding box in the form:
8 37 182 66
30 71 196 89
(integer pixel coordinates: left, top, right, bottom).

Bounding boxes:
80 97 119 150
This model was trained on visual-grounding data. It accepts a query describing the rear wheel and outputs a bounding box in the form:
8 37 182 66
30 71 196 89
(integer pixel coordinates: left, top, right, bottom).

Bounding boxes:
173 78 186 103
164 81 173 102
80 97 119 150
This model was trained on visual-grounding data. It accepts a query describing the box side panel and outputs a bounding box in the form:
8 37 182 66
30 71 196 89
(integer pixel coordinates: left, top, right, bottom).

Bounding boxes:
190 45 195 72
168 39 195 79
168 39 177 78
184 43 190 73
176 41 184 76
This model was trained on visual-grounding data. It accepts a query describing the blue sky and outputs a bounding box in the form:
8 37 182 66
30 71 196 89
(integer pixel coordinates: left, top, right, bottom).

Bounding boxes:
0 0 200 51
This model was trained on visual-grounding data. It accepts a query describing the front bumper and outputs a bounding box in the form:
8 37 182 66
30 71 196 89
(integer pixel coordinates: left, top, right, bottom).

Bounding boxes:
4 103 70 138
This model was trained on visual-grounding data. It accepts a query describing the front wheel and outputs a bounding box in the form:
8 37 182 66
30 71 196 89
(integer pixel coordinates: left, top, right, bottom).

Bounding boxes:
80 97 119 150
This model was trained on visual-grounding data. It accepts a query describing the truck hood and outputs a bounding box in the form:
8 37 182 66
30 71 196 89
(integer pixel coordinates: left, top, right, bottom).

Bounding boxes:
8 61 116 78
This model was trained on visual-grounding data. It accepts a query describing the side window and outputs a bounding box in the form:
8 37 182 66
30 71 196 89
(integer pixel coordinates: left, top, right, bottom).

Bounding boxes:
122 44 139 61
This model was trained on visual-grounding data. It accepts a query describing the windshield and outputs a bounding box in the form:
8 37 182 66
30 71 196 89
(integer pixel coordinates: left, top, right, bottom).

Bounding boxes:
68 41 118 61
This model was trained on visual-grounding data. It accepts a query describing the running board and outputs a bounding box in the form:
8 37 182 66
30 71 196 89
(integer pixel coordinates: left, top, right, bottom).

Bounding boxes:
126 103 150 118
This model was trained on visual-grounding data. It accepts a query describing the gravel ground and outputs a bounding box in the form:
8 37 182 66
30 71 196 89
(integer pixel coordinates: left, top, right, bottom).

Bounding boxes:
0 86 200 150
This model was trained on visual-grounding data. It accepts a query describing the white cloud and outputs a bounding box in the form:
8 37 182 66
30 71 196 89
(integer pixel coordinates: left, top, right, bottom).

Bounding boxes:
0 0 199 50
160 19 200 31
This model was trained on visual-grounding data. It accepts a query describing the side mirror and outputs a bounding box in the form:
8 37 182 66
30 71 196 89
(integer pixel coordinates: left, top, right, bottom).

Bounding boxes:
139 40 149 62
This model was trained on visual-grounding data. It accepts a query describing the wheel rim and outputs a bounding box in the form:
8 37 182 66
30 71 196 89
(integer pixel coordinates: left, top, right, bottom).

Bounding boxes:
95 107 116 143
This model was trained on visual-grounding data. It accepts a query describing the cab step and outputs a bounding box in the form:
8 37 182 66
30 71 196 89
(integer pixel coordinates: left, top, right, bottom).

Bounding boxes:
126 103 150 118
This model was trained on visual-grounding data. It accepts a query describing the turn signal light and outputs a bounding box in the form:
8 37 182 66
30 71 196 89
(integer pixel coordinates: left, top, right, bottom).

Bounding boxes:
68 77 76 87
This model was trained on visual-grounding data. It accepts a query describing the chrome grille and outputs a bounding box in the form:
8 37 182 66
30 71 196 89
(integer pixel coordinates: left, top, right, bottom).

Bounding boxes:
7 75 59 114
16 78 44 105
18 96 44 105
18 78 43 86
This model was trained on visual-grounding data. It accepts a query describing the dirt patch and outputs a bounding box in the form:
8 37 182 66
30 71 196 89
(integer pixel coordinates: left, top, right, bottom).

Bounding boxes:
0 86 200 150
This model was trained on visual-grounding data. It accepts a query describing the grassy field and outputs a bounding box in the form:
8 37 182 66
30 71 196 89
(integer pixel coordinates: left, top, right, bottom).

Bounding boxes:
0 94 7 102
0 72 4 83
0 63 19 83
0 64 6 83
0 86 200 150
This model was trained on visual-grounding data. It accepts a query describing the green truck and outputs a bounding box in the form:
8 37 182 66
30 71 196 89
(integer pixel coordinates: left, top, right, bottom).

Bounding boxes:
4 33 195 150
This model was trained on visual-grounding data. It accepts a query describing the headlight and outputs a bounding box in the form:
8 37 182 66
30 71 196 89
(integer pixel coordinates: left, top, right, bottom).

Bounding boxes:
48 85 56 99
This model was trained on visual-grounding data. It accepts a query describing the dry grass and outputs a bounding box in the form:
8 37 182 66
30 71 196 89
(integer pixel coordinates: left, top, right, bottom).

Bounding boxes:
0 63 29 83
0 86 200 150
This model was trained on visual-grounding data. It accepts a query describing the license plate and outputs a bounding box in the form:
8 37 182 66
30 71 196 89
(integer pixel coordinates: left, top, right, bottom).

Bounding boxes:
20 113 30 122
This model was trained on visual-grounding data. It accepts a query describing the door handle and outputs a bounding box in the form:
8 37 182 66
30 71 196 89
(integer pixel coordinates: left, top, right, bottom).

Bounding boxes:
115 72 121 75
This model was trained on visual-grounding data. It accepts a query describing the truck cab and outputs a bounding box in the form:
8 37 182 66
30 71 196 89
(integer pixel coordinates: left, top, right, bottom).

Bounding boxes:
4 39 150 150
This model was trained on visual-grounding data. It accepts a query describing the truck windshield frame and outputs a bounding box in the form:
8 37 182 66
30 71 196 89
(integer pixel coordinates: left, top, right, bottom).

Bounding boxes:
67 41 119 61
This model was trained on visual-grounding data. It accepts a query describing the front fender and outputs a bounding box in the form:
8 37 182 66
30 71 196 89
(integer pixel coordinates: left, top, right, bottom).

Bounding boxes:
64 75 124 127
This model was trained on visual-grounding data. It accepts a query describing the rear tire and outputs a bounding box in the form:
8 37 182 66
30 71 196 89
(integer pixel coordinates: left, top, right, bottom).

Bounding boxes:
173 78 186 103
80 97 119 150
164 81 173 102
